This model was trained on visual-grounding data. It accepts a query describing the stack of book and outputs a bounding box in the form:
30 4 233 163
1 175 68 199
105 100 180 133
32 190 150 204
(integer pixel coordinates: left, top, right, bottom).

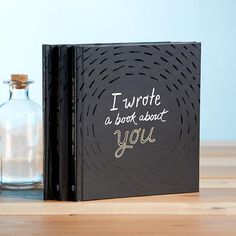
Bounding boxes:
43 42 201 201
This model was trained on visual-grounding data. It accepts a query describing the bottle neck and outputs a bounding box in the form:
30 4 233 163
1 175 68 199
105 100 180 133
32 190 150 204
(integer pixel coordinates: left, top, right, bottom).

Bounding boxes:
9 85 29 100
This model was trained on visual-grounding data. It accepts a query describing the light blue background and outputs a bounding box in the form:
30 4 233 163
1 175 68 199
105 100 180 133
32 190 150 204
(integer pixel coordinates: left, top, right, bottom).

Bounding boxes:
0 0 235 141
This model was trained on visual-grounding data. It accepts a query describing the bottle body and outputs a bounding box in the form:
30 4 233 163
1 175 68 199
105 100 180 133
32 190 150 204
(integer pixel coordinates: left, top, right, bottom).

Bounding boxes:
0 76 43 189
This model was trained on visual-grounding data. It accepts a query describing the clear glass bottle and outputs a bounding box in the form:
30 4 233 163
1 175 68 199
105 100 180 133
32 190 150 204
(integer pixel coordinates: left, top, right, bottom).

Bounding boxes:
0 74 43 189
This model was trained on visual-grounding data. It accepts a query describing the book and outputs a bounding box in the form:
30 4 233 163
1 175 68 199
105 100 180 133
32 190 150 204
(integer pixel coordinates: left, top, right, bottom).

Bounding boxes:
43 45 77 200
43 42 201 201
43 45 60 200
58 46 77 200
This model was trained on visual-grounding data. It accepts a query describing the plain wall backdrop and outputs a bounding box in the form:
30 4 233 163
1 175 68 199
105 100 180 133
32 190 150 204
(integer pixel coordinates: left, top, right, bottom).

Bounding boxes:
0 0 235 141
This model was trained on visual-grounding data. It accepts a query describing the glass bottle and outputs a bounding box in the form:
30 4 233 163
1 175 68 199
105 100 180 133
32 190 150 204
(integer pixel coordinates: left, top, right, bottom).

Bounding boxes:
0 74 43 189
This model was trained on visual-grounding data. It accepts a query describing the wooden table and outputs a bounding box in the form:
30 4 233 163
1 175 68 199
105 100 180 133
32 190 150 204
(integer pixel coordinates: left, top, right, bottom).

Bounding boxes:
0 142 236 235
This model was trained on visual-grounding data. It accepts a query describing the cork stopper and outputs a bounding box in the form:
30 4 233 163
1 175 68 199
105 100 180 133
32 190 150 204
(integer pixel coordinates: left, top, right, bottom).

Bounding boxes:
11 74 28 89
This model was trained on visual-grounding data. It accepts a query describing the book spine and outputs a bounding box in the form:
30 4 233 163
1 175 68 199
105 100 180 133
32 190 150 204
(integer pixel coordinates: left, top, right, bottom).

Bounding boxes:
69 46 77 201
58 45 70 200
74 46 84 201
42 45 49 200
42 45 60 200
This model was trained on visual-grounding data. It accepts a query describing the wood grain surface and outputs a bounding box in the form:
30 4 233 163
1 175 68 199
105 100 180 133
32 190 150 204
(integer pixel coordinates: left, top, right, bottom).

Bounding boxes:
0 142 235 235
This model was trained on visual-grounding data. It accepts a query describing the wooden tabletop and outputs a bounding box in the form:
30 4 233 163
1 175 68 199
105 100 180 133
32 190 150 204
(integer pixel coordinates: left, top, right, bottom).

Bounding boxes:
0 142 236 235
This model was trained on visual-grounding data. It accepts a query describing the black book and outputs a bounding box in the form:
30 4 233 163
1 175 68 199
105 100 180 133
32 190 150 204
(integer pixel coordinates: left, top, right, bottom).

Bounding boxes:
43 45 77 200
43 42 201 201
43 45 60 200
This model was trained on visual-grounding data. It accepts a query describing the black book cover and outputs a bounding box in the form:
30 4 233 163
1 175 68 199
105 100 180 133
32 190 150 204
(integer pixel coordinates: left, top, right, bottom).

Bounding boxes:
43 45 78 200
58 45 70 200
43 45 60 200
43 42 201 201
58 45 78 200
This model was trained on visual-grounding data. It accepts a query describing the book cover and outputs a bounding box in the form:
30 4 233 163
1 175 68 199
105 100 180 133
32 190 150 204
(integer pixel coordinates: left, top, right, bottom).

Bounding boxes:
43 42 201 201
43 45 60 200
43 45 78 200
58 45 78 200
